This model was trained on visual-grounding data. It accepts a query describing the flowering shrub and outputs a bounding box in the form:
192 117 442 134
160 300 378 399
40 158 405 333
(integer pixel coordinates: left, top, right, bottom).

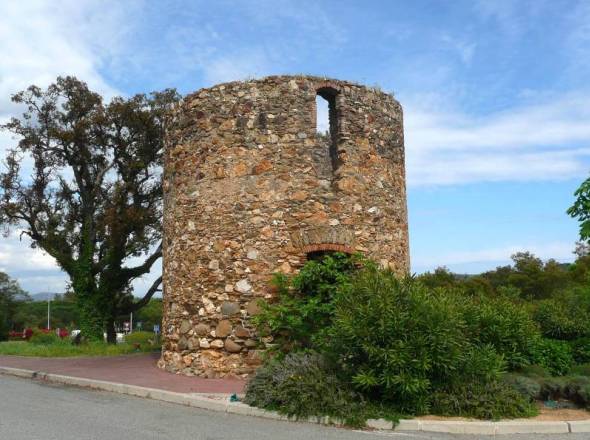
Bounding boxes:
8 328 70 342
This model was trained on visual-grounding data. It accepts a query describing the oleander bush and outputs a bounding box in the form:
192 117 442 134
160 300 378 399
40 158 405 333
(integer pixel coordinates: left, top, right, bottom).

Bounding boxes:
461 295 540 370
249 257 543 421
247 253 590 423
534 297 590 341
326 267 506 414
530 338 574 376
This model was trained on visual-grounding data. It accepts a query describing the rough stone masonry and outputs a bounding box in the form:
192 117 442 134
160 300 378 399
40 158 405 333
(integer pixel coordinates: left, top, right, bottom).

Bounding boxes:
159 75 410 377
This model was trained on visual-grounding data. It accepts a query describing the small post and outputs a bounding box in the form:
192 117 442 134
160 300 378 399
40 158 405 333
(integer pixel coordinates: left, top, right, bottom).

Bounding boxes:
47 293 51 330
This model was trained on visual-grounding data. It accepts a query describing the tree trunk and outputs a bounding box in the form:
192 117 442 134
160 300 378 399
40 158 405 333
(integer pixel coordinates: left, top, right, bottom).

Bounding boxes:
77 295 105 342
106 317 117 344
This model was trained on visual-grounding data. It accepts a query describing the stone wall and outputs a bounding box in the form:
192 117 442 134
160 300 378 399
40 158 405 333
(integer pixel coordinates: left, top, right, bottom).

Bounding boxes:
159 75 409 378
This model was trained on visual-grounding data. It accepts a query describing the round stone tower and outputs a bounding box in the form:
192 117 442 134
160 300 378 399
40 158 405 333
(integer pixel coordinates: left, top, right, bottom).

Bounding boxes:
159 75 409 377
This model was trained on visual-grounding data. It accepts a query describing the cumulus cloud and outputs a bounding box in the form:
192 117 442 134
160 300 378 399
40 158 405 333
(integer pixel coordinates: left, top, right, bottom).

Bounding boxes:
0 232 65 293
0 1 131 118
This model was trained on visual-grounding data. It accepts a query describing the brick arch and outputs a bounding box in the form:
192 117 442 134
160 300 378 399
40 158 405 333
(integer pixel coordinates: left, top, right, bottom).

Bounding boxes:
302 242 356 255
291 226 356 260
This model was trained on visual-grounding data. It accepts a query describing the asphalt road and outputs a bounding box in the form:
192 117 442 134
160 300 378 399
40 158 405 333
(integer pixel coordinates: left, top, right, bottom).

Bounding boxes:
0 375 586 440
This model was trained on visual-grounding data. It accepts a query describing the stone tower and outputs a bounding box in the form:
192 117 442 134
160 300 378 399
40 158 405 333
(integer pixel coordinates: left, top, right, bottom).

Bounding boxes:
159 75 409 377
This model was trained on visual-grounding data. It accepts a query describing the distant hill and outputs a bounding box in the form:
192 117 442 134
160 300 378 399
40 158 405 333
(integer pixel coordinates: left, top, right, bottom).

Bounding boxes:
30 292 61 301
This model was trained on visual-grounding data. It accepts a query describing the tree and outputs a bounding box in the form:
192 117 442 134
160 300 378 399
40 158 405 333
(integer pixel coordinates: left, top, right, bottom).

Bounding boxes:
507 252 568 299
0 77 179 342
568 176 590 243
0 272 29 340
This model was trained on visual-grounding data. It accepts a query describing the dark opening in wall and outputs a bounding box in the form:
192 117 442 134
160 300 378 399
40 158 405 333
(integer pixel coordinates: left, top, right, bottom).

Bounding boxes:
307 250 333 261
303 243 355 262
316 87 339 172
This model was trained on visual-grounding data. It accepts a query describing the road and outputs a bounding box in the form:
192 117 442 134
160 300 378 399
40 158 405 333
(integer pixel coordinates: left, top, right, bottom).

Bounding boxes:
0 375 585 440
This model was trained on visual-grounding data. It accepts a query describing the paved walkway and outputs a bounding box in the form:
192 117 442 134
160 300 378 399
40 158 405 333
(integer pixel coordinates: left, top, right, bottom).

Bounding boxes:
0 353 245 394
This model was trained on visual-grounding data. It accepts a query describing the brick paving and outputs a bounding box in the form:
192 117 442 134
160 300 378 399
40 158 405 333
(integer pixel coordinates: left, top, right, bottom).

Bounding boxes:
0 353 245 394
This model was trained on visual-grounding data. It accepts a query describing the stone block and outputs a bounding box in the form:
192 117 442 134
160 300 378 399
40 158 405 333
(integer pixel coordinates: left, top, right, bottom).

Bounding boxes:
394 419 421 431
495 421 569 434
366 418 393 430
568 420 590 433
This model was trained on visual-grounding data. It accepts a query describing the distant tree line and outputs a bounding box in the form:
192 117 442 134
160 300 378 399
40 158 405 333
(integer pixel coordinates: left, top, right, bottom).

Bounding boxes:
0 270 163 341
418 247 590 301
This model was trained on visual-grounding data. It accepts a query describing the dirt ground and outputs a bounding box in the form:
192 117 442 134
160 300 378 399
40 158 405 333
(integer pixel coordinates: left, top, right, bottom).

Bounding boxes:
419 403 590 421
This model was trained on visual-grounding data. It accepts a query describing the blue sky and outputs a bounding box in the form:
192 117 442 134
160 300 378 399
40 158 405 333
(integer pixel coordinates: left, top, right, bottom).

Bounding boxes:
0 0 589 294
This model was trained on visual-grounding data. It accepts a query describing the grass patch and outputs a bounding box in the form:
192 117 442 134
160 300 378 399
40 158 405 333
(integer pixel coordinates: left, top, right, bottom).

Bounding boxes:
0 340 159 357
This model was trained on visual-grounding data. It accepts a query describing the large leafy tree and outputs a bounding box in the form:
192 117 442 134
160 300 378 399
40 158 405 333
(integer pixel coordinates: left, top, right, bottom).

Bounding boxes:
569 176 590 243
0 77 179 342
0 272 29 340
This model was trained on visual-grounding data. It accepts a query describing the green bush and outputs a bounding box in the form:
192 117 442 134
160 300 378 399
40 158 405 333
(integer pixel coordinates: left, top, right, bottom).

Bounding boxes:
244 352 373 426
570 363 590 377
253 253 355 352
564 376 590 407
570 337 590 364
249 259 581 421
536 375 590 407
326 268 509 414
124 331 159 348
430 380 538 419
530 338 574 376
539 376 568 400
502 374 541 400
29 329 60 345
534 293 590 340
462 296 540 369
518 364 551 378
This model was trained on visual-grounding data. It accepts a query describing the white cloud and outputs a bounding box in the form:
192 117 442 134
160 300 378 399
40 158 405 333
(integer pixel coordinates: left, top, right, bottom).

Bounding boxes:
404 92 590 186
202 50 275 85
0 1 131 118
0 232 65 293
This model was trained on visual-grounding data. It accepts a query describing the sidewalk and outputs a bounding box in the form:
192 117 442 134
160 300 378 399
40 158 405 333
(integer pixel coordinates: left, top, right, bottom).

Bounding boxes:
0 353 245 395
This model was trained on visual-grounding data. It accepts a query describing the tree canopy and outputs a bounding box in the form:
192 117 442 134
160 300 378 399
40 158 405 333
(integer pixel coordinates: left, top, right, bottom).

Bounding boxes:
0 272 29 340
0 76 179 341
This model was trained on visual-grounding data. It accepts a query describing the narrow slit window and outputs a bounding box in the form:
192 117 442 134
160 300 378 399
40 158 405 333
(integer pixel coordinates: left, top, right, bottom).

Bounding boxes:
315 88 339 172
315 95 330 136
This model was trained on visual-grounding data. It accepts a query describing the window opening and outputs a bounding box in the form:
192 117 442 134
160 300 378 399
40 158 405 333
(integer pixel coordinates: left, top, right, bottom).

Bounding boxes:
315 88 339 172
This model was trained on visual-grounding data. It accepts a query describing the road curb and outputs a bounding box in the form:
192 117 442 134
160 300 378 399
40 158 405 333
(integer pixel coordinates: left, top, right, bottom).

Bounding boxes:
1 366 589 435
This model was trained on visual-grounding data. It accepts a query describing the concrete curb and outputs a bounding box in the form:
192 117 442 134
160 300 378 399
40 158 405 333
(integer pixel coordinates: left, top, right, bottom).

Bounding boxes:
1 366 589 435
